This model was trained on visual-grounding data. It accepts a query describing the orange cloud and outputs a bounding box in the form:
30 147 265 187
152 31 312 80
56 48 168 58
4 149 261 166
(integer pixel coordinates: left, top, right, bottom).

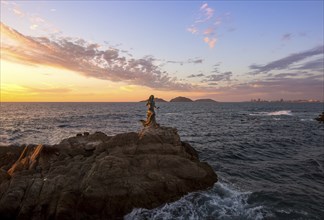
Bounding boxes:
187 3 220 49
1 22 195 92
203 37 217 48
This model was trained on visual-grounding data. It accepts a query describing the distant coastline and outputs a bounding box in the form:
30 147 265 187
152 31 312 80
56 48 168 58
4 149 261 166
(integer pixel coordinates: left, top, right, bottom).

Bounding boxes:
249 98 322 103
138 96 322 103
1 99 323 103
140 96 218 103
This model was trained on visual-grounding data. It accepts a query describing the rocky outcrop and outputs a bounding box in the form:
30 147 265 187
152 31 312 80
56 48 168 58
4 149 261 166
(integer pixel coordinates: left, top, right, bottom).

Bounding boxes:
315 112 324 123
0 127 217 219
170 96 193 102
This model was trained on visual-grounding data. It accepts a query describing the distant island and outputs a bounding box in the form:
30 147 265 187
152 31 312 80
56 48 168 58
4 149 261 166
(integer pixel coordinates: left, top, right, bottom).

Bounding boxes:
170 96 193 102
139 96 218 102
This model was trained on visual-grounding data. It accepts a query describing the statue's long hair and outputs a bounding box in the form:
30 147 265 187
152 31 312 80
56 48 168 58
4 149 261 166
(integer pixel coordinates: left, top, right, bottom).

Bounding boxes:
146 95 154 106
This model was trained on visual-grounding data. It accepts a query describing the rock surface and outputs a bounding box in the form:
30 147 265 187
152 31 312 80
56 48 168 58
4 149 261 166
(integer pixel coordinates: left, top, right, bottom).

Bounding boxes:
315 112 324 123
0 127 217 219
170 96 193 102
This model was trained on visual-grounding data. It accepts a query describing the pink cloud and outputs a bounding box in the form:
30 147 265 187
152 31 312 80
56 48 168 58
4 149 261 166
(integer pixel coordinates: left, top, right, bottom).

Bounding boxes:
208 38 217 48
187 3 223 49
0 22 195 91
199 3 214 21
187 26 198 34
203 27 214 35
200 3 208 10
203 37 217 48
12 8 24 17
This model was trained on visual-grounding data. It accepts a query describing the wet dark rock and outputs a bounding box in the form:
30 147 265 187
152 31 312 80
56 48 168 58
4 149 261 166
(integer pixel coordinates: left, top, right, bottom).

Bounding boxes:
315 112 324 123
0 126 217 219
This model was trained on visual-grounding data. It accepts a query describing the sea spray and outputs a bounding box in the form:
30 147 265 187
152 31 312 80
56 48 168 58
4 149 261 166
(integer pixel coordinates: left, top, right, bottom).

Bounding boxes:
124 182 266 220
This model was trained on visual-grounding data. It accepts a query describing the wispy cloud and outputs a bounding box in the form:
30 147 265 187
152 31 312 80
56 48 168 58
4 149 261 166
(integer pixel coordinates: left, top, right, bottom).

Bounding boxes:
281 33 292 41
187 3 232 49
166 58 204 65
1 21 322 101
188 58 203 64
187 26 198 34
1 1 60 34
203 37 217 48
187 73 204 78
292 58 323 72
198 3 214 23
207 75 323 101
249 45 324 74
12 8 24 17
202 72 233 82
0 22 195 91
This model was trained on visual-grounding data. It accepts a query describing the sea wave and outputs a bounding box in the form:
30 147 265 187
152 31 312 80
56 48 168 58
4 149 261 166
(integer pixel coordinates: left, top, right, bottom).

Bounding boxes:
249 110 292 116
124 182 266 220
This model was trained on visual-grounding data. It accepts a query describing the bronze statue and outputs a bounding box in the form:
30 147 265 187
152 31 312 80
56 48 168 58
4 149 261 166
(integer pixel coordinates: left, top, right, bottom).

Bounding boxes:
140 95 159 128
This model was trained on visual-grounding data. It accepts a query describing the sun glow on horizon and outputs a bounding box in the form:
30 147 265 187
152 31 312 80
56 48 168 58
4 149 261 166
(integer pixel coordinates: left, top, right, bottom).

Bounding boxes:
0 1 323 102
0 60 207 102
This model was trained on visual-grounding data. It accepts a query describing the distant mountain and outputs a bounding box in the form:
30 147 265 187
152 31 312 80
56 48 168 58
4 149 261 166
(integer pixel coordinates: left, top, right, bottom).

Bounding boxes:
140 98 167 102
194 99 217 102
170 96 193 102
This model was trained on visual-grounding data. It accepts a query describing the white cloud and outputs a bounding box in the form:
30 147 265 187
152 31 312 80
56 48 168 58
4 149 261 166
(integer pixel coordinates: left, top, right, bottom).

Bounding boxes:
12 8 24 16
30 24 38 30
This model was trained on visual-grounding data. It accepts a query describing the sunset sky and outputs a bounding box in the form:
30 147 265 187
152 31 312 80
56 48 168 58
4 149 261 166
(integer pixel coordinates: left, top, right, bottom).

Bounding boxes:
1 1 323 102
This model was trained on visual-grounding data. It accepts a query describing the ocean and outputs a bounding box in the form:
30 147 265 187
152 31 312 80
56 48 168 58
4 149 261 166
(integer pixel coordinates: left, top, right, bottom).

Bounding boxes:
0 102 323 219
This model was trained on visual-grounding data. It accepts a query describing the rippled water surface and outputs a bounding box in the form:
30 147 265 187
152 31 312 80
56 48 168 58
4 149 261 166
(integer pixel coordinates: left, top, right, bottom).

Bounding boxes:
1 102 323 219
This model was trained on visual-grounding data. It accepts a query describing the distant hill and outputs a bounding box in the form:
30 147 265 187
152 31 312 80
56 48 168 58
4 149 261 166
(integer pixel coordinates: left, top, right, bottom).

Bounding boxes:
170 96 193 102
140 98 167 102
139 96 216 103
194 99 217 102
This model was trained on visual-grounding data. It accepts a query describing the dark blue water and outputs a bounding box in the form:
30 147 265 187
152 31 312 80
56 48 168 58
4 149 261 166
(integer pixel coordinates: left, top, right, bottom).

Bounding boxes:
0 102 323 219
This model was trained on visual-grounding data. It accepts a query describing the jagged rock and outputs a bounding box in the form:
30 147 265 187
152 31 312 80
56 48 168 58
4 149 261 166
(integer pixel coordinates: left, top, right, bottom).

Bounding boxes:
0 127 217 219
315 112 324 123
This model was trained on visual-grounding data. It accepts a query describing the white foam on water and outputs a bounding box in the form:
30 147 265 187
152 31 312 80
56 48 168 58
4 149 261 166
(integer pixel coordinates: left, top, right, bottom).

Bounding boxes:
266 110 292 116
249 110 292 116
300 118 314 121
124 182 266 220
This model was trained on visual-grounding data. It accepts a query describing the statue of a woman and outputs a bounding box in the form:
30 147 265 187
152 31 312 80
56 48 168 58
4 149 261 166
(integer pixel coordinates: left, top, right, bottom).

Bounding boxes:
140 95 159 128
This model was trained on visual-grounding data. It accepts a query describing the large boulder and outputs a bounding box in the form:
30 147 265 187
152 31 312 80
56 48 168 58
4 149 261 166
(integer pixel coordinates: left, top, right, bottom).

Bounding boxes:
0 127 217 219
315 112 324 123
